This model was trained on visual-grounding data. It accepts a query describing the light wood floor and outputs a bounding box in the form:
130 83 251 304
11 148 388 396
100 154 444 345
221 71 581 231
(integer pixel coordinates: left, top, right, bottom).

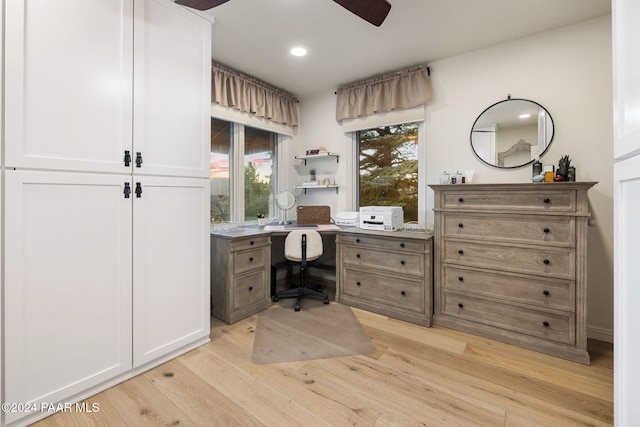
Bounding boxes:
34 293 613 426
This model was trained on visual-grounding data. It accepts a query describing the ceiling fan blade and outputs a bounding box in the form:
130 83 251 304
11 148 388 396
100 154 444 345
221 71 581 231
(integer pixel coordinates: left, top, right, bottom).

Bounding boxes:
332 0 391 27
174 0 230 11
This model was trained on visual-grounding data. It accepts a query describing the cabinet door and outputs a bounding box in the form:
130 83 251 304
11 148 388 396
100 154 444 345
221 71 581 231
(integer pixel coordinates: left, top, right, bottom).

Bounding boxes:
3 170 133 425
132 0 212 178
4 0 134 173
614 156 640 423
613 0 640 159
132 176 210 367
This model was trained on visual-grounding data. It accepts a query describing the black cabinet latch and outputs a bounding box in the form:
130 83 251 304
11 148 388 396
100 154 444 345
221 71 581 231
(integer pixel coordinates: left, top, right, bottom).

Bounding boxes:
124 182 131 198
124 150 131 167
136 152 143 168
135 182 142 198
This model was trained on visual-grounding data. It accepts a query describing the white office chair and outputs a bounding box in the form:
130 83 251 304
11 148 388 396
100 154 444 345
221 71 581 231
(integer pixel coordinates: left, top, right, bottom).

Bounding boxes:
272 229 330 311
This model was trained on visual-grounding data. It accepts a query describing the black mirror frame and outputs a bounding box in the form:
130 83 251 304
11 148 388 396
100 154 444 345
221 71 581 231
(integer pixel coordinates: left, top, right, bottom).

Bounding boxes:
470 98 555 169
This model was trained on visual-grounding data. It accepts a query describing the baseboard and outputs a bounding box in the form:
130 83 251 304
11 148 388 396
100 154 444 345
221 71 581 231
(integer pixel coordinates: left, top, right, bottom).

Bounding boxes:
588 324 614 343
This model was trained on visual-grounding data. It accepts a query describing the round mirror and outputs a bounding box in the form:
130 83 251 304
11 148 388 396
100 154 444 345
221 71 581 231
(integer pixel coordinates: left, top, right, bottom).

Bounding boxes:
276 190 296 224
470 98 554 168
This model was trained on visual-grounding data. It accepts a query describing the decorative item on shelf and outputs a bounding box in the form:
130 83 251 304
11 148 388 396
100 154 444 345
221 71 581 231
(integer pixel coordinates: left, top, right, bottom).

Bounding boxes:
544 164 555 182
256 212 266 226
556 154 571 179
567 166 576 182
532 159 543 177
439 171 450 184
465 170 474 183
309 168 316 182
305 146 328 156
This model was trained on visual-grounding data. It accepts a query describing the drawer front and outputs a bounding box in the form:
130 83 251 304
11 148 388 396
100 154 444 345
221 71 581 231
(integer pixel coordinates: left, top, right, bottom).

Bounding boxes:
342 244 424 276
234 247 268 275
444 240 574 279
443 293 574 344
443 266 574 311
444 214 574 246
233 270 267 309
442 190 576 212
232 236 270 252
340 234 426 252
342 268 424 313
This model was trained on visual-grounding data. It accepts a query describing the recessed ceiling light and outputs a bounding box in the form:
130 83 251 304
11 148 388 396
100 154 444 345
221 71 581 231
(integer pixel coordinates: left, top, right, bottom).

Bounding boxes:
519 113 531 119
290 47 307 57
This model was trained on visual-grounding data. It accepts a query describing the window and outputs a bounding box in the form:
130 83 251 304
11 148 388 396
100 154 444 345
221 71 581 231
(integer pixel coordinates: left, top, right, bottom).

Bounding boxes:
357 122 421 222
210 117 277 224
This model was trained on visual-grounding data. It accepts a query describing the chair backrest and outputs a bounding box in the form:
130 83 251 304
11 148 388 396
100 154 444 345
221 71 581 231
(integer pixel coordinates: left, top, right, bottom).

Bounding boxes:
284 229 323 262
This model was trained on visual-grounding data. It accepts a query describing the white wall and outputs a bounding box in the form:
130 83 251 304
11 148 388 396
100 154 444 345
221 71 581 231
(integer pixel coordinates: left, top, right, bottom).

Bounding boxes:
295 16 614 340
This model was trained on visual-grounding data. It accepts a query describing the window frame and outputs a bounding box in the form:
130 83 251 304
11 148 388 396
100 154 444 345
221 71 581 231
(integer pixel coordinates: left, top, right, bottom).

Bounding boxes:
352 121 426 226
211 117 281 225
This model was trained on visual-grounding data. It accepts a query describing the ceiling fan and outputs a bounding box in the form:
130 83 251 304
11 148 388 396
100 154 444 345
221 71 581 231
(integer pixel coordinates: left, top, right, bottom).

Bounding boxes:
174 0 392 27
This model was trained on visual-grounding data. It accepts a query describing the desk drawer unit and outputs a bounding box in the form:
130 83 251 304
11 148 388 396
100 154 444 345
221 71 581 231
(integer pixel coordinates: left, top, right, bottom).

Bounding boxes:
337 229 433 326
211 231 271 324
431 182 596 364
342 268 424 314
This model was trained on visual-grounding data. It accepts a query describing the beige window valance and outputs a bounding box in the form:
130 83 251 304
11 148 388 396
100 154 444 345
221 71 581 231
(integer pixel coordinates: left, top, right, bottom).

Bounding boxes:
335 65 432 122
212 63 299 127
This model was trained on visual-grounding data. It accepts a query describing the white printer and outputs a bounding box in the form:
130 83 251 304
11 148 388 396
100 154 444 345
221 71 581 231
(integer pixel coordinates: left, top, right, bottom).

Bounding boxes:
359 206 404 231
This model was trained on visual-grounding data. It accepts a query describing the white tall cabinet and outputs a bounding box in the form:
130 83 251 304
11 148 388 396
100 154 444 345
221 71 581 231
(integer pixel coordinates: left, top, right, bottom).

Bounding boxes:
613 0 640 424
1 1 211 425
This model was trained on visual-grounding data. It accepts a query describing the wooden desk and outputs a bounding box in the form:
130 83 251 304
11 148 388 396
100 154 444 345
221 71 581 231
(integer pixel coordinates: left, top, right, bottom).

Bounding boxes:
210 226 434 325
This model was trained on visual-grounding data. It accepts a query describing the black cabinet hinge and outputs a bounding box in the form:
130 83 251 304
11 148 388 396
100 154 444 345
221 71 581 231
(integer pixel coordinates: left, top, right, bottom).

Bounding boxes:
124 182 131 198
135 182 142 198
135 152 143 168
124 150 131 167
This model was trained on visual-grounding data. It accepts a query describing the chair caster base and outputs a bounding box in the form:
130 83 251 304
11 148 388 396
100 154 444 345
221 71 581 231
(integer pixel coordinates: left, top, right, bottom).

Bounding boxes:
272 295 280 302
323 296 330 304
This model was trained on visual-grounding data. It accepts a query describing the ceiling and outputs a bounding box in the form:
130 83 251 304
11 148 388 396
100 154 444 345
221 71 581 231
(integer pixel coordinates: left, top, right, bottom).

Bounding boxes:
191 0 611 99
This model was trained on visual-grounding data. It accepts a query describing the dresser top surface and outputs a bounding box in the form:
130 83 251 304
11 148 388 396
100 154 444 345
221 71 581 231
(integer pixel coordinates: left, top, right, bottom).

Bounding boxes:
429 182 597 191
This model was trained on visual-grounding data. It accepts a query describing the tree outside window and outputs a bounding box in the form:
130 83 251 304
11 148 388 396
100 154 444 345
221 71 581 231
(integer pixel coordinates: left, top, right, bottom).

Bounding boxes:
358 122 420 221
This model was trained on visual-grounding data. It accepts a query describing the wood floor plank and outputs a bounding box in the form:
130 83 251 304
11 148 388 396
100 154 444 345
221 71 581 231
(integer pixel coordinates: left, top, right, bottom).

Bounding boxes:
180 344 333 427
143 358 264 426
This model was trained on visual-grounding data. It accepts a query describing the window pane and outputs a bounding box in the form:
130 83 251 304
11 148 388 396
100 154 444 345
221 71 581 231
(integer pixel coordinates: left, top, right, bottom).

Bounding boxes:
358 122 419 221
244 126 275 221
210 118 231 223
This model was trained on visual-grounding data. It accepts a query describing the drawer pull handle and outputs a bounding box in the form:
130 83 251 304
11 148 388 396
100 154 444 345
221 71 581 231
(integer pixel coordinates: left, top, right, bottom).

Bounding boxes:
356 281 361 286
400 260 406 265
356 253 361 258
543 259 550 265
458 303 464 308
543 321 550 327
356 238 360 243
543 290 550 296
458 197 464 202
250 240 254 245
543 198 550 204
401 291 406 296
249 257 254 262
458 276 464 281
543 227 550 233
248 286 253 291
400 242 405 248
458 223 464 228
458 249 464 255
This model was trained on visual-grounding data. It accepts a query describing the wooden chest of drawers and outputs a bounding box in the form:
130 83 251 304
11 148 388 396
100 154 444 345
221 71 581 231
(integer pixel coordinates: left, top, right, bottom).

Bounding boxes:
430 182 596 364
336 228 433 326
210 230 271 324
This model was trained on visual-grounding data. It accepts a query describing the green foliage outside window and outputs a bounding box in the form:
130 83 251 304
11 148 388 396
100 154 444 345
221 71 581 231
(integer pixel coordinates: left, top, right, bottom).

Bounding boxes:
359 122 419 221
244 162 272 220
